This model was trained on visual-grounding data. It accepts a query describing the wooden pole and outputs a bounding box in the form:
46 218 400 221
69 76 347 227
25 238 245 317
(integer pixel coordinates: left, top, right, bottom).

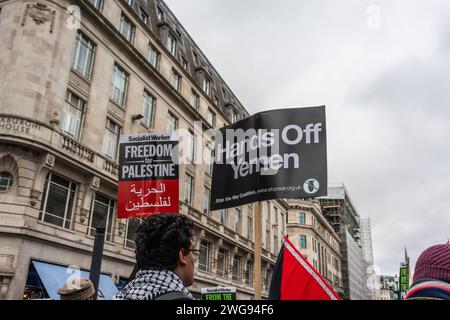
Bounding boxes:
253 201 262 299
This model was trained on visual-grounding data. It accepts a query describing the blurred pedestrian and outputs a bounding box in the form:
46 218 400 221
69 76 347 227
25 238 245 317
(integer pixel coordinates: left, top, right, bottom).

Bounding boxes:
405 243 450 300
58 278 95 300
114 214 196 300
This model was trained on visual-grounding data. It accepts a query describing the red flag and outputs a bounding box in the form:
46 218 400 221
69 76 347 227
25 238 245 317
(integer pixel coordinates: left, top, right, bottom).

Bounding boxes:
269 237 341 300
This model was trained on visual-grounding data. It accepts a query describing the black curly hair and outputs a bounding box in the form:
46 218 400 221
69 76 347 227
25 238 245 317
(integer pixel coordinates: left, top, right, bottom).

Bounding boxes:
135 214 194 271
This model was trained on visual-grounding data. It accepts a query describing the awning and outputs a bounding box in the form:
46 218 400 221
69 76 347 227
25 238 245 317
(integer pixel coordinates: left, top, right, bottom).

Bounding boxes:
31 260 119 300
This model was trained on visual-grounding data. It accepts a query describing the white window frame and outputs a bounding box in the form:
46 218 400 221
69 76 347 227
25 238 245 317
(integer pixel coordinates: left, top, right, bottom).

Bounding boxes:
148 44 159 68
166 112 178 134
110 64 128 106
0 171 14 192
88 193 116 242
102 118 120 160
61 90 85 140
203 186 211 215
235 208 242 233
190 90 199 109
170 70 181 92
202 77 211 95
142 90 155 128
198 241 211 273
184 174 193 205
39 173 76 230
186 130 195 163
217 248 228 277
71 32 96 79
167 32 177 55
119 14 135 43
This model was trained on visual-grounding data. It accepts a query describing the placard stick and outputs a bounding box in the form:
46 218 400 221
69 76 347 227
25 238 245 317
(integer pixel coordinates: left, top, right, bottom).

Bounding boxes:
254 201 262 299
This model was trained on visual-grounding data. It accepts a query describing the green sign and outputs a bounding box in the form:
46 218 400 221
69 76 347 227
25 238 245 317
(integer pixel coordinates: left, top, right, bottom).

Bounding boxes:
400 267 409 292
201 287 237 301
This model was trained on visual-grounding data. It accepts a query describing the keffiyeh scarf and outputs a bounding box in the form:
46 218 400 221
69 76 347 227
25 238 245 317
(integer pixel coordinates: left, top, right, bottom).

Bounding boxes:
113 269 194 300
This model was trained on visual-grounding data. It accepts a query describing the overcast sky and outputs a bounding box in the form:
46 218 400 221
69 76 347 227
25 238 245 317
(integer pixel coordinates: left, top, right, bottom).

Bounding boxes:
164 0 450 276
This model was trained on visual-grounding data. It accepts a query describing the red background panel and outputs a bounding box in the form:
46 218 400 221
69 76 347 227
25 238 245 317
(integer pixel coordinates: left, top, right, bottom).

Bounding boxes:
117 179 179 219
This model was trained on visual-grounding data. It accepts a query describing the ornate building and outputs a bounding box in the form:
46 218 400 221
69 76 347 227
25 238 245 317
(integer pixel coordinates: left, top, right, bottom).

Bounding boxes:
286 199 343 296
0 0 288 300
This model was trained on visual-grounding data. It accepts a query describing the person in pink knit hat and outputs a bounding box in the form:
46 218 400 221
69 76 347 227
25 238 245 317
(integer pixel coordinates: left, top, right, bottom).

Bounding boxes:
405 243 450 300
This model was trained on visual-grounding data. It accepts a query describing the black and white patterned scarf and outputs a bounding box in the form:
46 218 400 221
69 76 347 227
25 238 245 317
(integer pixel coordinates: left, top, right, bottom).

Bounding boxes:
113 269 194 300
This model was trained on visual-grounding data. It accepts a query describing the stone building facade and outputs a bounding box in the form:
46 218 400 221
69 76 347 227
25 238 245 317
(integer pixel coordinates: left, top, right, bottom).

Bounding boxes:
0 0 288 300
286 199 343 296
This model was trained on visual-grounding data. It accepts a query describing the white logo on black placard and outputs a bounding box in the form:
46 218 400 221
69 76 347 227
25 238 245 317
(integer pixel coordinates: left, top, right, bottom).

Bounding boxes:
303 179 320 194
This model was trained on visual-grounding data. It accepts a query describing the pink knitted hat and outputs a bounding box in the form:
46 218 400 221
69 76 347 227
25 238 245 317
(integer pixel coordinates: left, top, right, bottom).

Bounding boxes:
413 244 450 283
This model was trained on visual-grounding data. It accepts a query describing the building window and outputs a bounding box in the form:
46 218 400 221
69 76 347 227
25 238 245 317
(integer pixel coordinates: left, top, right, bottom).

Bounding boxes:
139 7 149 24
206 109 215 127
110 64 128 106
232 256 242 282
246 261 254 286
102 119 120 159
274 207 278 225
248 215 253 241
157 6 164 21
222 88 228 102
61 91 85 140
266 203 271 223
88 0 103 10
124 218 141 249
198 240 211 273
119 14 135 43
148 45 159 69
142 91 155 128
217 248 228 277
166 112 178 134
181 57 189 73
184 174 193 205
281 213 285 232
190 90 199 110
203 186 210 215
176 29 184 47
266 229 271 251
265 270 272 290
219 209 228 226
170 69 181 92
39 173 76 229
213 95 219 106
0 171 14 192
300 235 307 249
71 32 96 79
202 77 211 96
167 33 177 56
204 147 213 176
88 193 116 242
228 107 238 123
186 130 195 163
235 208 242 233
192 50 199 65
299 212 306 225
274 235 279 253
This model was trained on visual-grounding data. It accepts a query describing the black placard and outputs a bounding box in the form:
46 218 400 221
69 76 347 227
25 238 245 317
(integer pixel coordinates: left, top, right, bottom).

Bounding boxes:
211 106 327 210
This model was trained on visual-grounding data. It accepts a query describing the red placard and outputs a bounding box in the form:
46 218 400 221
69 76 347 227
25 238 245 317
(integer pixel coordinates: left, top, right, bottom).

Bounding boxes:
117 180 179 219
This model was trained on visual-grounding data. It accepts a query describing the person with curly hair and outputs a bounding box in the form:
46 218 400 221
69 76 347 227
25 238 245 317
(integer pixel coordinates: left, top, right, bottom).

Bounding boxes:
114 214 198 300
